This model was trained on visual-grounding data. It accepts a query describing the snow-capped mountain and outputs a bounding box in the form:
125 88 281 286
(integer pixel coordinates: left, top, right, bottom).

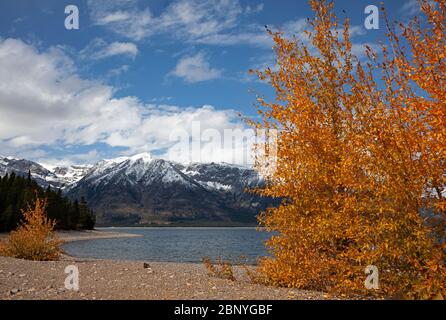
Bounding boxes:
0 156 62 188
0 156 92 189
0 154 274 226
43 164 93 187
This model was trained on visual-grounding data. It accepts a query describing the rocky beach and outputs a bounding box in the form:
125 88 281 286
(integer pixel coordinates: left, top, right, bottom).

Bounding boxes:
0 230 328 300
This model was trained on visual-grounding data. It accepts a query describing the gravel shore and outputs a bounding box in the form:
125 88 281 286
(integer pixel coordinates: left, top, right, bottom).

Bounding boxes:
0 229 328 300
0 256 328 300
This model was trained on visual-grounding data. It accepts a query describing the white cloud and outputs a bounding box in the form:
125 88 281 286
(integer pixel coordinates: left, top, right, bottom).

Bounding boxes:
194 27 272 47
400 0 421 15
87 0 244 43
157 0 242 40
86 0 370 51
0 38 248 164
81 38 139 60
170 53 223 83
39 150 102 167
244 4 264 15
107 65 130 78
87 0 153 41
150 96 174 102
400 0 436 16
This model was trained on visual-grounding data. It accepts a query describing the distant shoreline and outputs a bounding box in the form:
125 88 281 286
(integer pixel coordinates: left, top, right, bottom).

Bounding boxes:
98 226 260 229
57 229 143 243
96 222 259 228
0 229 143 244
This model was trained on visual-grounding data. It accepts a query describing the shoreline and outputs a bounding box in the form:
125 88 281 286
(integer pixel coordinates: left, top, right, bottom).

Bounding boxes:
57 229 143 243
0 228 143 244
0 255 330 300
0 233 337 300
0 229 333 300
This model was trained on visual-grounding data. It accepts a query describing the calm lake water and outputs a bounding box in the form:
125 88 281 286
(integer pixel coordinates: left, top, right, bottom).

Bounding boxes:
63 227 271 264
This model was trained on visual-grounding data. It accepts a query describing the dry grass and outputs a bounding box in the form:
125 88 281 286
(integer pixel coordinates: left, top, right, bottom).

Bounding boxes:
202 256 236 281
241 264 270 285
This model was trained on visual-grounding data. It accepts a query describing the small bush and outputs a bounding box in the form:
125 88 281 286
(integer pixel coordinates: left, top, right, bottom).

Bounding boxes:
202 256 236 281
0 198 63 261
241 261 270 285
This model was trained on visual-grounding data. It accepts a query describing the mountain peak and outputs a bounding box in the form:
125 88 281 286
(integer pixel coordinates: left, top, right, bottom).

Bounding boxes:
103 152 153 165
129 152 152 162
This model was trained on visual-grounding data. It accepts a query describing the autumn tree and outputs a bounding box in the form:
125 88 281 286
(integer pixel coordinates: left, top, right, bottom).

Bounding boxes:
0 197 63 261
250 0 445 298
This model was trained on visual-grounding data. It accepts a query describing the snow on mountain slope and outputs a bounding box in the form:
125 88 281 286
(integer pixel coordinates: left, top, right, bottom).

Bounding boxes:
49 165 93 186
0 156 96 188
179 162 262 192
0 153 261 193
0 156 62 188
0 153 273 226
76 154 204 192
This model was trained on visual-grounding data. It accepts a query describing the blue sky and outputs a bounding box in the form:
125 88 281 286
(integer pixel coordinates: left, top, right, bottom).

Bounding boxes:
0 0 423 165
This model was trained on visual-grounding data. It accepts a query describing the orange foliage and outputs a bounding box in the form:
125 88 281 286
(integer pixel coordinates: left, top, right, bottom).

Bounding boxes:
0 198 63 261
250 0 445 299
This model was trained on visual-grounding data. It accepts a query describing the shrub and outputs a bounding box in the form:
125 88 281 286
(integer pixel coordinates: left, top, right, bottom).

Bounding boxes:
202 256 236 281
241 261 270 285
0 198 63 261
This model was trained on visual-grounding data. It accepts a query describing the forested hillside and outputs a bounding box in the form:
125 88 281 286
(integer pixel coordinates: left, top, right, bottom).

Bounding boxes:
0 171 95 232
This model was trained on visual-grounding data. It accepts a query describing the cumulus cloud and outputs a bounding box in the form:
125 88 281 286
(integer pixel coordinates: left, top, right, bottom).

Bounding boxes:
81 38 139 60
169 53 223 83
0 38 249 164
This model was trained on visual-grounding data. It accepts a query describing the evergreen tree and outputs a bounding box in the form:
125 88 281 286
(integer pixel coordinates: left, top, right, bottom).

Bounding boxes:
0 172 95 231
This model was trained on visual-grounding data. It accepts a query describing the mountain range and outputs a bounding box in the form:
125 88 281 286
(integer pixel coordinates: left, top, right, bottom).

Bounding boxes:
0 153 275 226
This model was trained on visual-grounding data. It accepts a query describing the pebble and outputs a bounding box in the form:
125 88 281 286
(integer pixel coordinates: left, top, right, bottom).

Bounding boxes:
10 288 20 295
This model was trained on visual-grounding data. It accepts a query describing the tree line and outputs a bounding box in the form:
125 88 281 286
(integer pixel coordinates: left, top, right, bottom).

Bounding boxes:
0 171 95 232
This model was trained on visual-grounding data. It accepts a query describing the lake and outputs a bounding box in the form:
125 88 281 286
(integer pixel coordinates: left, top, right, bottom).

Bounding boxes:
63 227 271 264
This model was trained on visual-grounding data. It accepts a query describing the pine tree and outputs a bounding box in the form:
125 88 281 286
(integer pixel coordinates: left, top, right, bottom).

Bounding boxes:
0 172 95 231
